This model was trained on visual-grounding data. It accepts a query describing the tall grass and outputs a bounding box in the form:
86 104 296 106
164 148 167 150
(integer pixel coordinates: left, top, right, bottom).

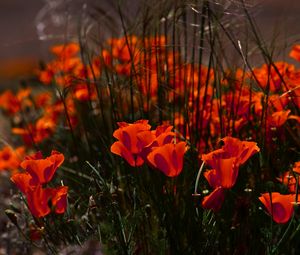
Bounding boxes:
1 0 300 254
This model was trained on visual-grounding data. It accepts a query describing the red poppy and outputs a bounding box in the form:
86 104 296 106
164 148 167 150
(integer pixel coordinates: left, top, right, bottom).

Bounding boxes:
259 192 295 224
147 141 187 177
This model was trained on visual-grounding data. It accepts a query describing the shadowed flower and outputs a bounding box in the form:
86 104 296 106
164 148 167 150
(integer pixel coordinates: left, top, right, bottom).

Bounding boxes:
202 187 226 212
259 192 295 224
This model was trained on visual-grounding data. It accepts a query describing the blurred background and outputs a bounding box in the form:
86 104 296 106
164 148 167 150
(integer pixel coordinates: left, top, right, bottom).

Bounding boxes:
0 0 300 85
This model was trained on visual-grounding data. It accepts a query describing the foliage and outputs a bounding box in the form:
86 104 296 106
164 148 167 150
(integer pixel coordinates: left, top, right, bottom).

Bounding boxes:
0 0 300 254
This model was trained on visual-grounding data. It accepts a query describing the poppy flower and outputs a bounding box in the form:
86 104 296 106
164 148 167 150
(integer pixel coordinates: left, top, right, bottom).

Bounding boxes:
0 88 31 115
11 150 68 218
12 114 58 145
201 137 259 212
20 150 64 185
110 120 151 166
34 92 52 108
259 192 295 224
220 137 260 165
0 146 25 172
146 141 187 177
202 137 260 170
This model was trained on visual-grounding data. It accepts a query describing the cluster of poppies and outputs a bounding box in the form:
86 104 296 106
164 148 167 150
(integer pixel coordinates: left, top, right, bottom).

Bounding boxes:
110 120 187 177
200 137 260 212
0 87 77 146
0 146 25 173
10 151 68 218
0 35 298 228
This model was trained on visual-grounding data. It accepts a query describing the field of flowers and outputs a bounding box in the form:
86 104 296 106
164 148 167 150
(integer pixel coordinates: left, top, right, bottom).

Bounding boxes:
0 1 299 254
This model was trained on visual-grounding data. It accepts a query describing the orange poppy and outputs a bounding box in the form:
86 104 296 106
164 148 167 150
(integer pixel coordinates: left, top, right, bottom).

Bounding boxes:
0 88 31 115
11 150 68 218
259 192 295 224
201 137 259 211
137 124 175 161
202 137 260 189
110 120 151 167
20 150 64 184
0 146 25 172
202 137 260 167
50 42 80 59
146 141 187 177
